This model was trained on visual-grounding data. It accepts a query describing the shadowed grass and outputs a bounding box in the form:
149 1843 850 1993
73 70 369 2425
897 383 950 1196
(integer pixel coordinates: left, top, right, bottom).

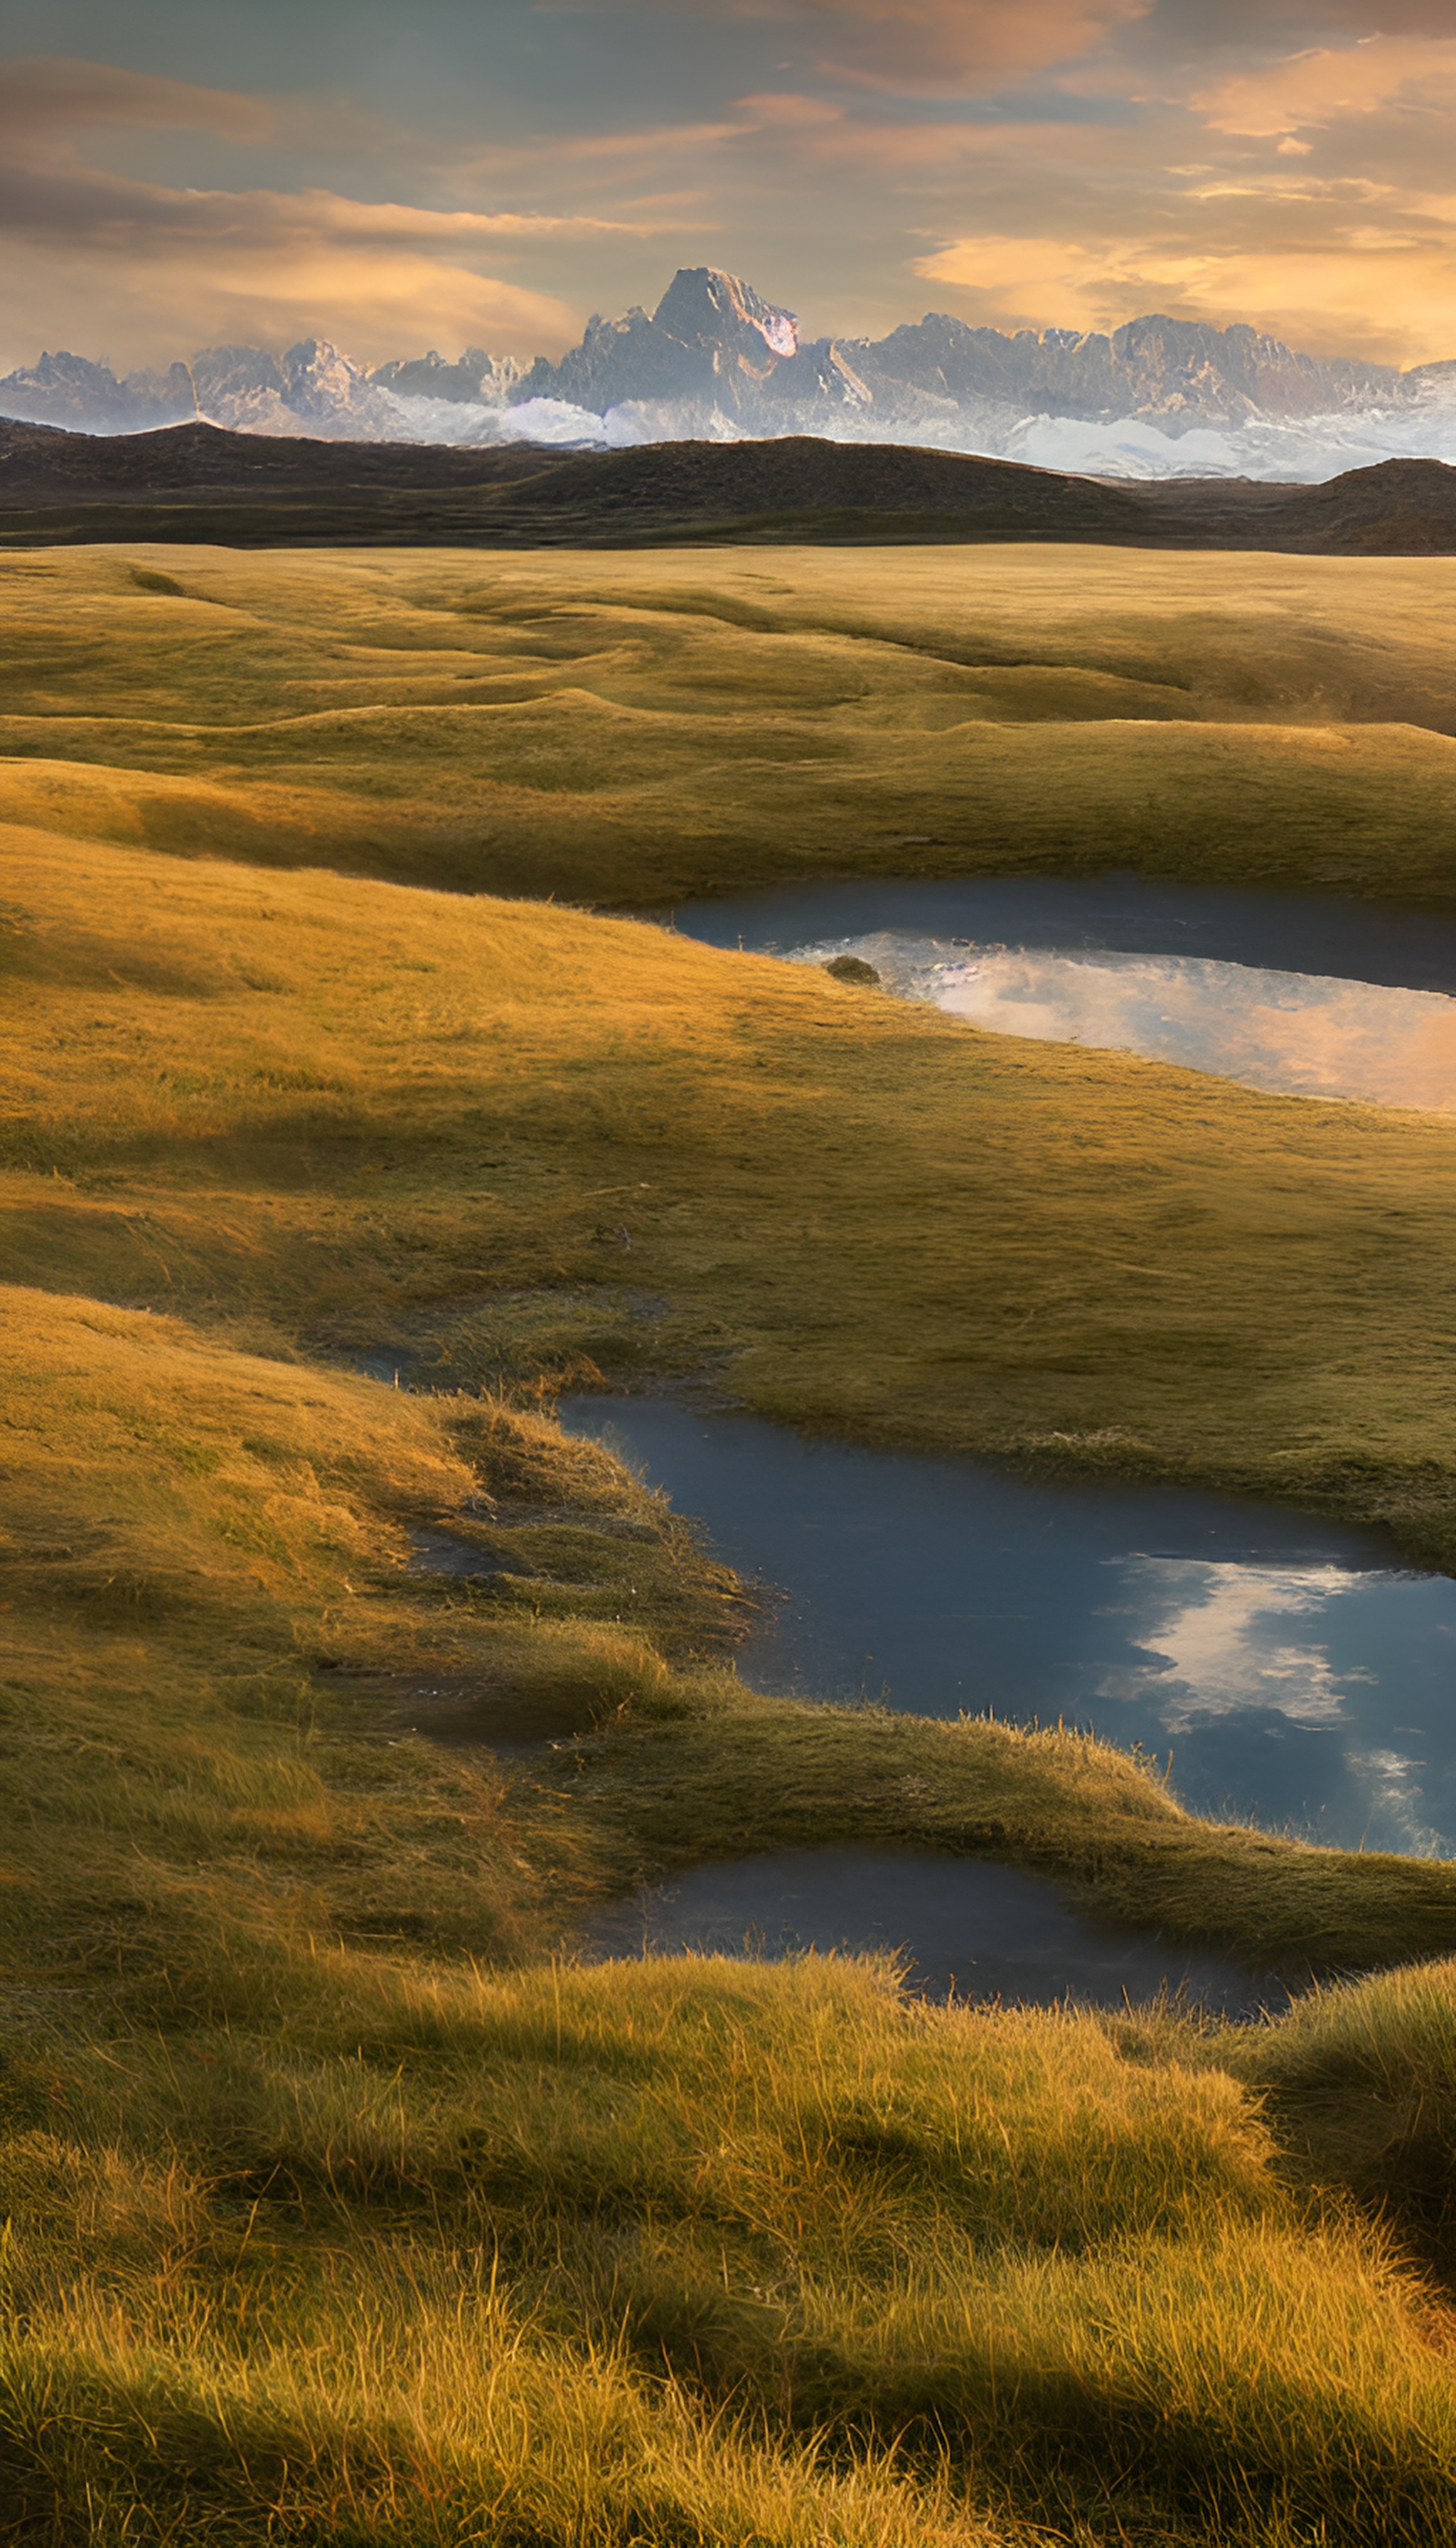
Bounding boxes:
11 1947 1456 2544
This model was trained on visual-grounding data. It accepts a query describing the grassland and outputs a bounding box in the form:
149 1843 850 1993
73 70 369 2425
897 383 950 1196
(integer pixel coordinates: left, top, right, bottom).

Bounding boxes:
8 1278 1456 2544
6 537 1456 2540
3 540 1456 906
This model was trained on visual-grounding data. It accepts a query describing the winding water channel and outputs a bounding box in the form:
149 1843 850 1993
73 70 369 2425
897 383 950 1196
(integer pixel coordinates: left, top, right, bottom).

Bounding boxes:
568 878 1456 2003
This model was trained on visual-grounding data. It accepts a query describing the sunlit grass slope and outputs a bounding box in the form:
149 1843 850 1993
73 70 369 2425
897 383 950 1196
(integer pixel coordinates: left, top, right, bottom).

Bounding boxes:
3 540 1455 904
5 820 1455 1563
9 1277 1456 2540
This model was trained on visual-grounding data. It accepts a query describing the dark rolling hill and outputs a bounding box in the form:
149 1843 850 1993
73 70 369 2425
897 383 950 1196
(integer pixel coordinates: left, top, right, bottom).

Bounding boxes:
1 417 1453 553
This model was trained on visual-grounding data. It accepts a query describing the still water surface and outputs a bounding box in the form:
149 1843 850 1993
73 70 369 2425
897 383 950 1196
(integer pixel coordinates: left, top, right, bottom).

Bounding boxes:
668 874 1456 993
561 1397 1456 1861
667 874 1456 1108
577 1847 1278 2016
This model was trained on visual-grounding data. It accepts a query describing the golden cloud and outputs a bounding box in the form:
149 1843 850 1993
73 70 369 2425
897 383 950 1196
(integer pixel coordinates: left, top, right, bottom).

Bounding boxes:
1194 34 1456 136
0 164 614 367
547 0 1153 91
916 211 1456 367
4 241 577 374
0 53 277 145
781 0 1154 87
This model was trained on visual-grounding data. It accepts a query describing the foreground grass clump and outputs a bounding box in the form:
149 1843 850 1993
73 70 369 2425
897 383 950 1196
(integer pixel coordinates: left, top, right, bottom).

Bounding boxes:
11 1948 1456 2544
4 825 1456 1562
2 540 1455 904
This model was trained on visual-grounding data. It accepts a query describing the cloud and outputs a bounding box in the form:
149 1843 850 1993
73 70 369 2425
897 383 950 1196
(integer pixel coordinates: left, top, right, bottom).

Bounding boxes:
0 161 602 368
777 0 1155 88
0 53 666 369
1288 1 1456 25
1193 33 1456 136
916 191 1456 367
1097 1558 1365 1731
730 91 845 123
550 0 1154 92
0 54 277 146
6 16 1456 382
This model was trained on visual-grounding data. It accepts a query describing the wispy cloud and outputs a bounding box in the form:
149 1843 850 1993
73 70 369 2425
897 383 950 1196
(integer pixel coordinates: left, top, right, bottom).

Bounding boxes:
550 1 1155 92
0 55 278 146
1192 33 1456 137
0 56 661 366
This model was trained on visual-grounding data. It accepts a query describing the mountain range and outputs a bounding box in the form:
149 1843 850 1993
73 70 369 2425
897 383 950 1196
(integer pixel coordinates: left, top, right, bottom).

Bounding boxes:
4 266 1456 483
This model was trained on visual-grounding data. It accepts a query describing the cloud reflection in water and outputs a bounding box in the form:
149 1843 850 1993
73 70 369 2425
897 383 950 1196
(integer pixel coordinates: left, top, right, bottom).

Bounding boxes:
1101 1555 1444 1855
1100 1558 1367 1730
791 933 1456 1110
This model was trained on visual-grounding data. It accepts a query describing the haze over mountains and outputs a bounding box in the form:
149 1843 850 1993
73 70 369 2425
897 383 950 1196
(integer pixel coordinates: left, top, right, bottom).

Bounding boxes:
6 267 1456 484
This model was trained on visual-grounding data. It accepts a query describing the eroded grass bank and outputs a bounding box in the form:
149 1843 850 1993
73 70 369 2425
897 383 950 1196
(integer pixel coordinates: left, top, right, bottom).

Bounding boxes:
3 540 1456 905
7 1281 1456 2543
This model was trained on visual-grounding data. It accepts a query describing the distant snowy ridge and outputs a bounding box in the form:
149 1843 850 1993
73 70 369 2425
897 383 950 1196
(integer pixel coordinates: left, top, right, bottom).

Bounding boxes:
6 266 1456 482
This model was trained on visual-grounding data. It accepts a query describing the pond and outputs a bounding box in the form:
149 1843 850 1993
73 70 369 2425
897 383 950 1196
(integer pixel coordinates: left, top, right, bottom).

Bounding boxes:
665 874 1456 1109
575 1846 1285 2016
560 1396 1456 1861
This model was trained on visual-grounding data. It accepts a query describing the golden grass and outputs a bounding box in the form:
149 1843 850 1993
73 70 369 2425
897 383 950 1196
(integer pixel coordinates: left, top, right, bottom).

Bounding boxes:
2 540 1455 904
11 1941 1456 2544
4 1277 1456 2540
9 1276 1452 1985
5 1276 1456 2542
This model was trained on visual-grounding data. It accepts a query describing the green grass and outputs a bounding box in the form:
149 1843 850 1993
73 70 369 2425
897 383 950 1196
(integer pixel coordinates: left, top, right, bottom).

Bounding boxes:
3 540 1456 905
8 537 1456 2540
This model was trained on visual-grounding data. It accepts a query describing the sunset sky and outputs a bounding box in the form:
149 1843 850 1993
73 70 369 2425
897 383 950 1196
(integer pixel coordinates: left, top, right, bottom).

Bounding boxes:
2 1 1454 378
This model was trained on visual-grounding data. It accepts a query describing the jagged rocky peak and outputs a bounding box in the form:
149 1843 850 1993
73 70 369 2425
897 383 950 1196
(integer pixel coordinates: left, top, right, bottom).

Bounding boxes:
652 267 799 361
508 267 805 414
188 339 407 439
0 350 196 430
369 347 525 404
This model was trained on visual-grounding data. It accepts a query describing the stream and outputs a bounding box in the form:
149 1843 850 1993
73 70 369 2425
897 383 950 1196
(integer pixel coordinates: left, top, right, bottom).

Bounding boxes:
572 879 1456 2001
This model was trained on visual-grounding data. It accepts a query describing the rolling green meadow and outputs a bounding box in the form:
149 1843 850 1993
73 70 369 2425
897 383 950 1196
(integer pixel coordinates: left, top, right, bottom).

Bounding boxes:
4 538 1456 2542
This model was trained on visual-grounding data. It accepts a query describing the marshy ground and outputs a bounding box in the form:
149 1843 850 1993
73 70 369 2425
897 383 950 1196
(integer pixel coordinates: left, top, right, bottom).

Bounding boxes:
4 539 1456 2543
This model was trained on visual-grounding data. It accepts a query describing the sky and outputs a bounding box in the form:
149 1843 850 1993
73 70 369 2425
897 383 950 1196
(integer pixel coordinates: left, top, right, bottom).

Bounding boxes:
2 0 1455 378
